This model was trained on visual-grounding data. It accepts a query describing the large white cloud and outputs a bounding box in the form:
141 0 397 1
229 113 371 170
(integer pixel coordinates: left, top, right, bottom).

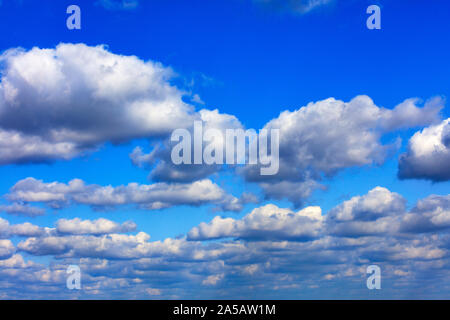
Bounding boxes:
0 43 197 164
241 96 443 206
188 204 323 241
398 118 450 181
325 187 408 237
0 239 15 259
0 217 47 239
131 94 443 208
327 187 405 222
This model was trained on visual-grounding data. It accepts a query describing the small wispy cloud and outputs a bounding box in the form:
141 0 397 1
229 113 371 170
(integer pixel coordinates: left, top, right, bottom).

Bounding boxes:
95 0 139 11
254 0 334 14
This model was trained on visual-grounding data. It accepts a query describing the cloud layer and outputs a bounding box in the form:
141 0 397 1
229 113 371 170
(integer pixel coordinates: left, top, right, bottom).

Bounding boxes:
188 204 323 241
0 43 448 299
1 187 450 298
6 177 244 212
0 43 445 210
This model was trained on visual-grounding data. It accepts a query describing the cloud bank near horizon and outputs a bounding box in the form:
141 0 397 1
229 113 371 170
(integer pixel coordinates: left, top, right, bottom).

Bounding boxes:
1 187 450 298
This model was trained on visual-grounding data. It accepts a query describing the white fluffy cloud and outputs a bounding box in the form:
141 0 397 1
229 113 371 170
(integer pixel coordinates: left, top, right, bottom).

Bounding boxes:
18 232 152 258
7 177 244 212
265 96 441 176
398 118 450 181
9 223 46 237
56 218 136 235
16 230 228 261
0 218 46 239
326 187 406 237
328 187 405 222
1 216 140 240
0 43 196 164
400 194 450 233
0 203 45 217
131 109 244 183
242 95 443 206
188 204 323 241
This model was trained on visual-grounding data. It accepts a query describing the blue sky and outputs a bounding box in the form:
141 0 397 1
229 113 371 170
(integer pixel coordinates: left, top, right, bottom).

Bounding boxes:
0 0 449 299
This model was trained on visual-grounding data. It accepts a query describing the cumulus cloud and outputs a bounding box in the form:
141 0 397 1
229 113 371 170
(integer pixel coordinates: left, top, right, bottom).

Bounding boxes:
188 204 323 241
398 118 450 182
328 187 405 222
131 109 244 183
146 288 162 296
0 203 45 217
56 218 136 235
18 232 152 258
9 223 47 237
0 254 32 268
0 43 196 165
189 186 450 243
17 231 229 261
7 177 245 212
325 187 407 237
242 95 443 206
0 218 9 238
133 143 220 182
202 273 224 286
0 218 46 239
400 194 450 233
1 216 140 240
325 187 450 238
0 239 15 259
0 129 81 165
129 95 442 208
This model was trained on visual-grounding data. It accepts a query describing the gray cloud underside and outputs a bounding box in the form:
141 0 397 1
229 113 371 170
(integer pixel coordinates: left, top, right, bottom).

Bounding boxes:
398 119 450 182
